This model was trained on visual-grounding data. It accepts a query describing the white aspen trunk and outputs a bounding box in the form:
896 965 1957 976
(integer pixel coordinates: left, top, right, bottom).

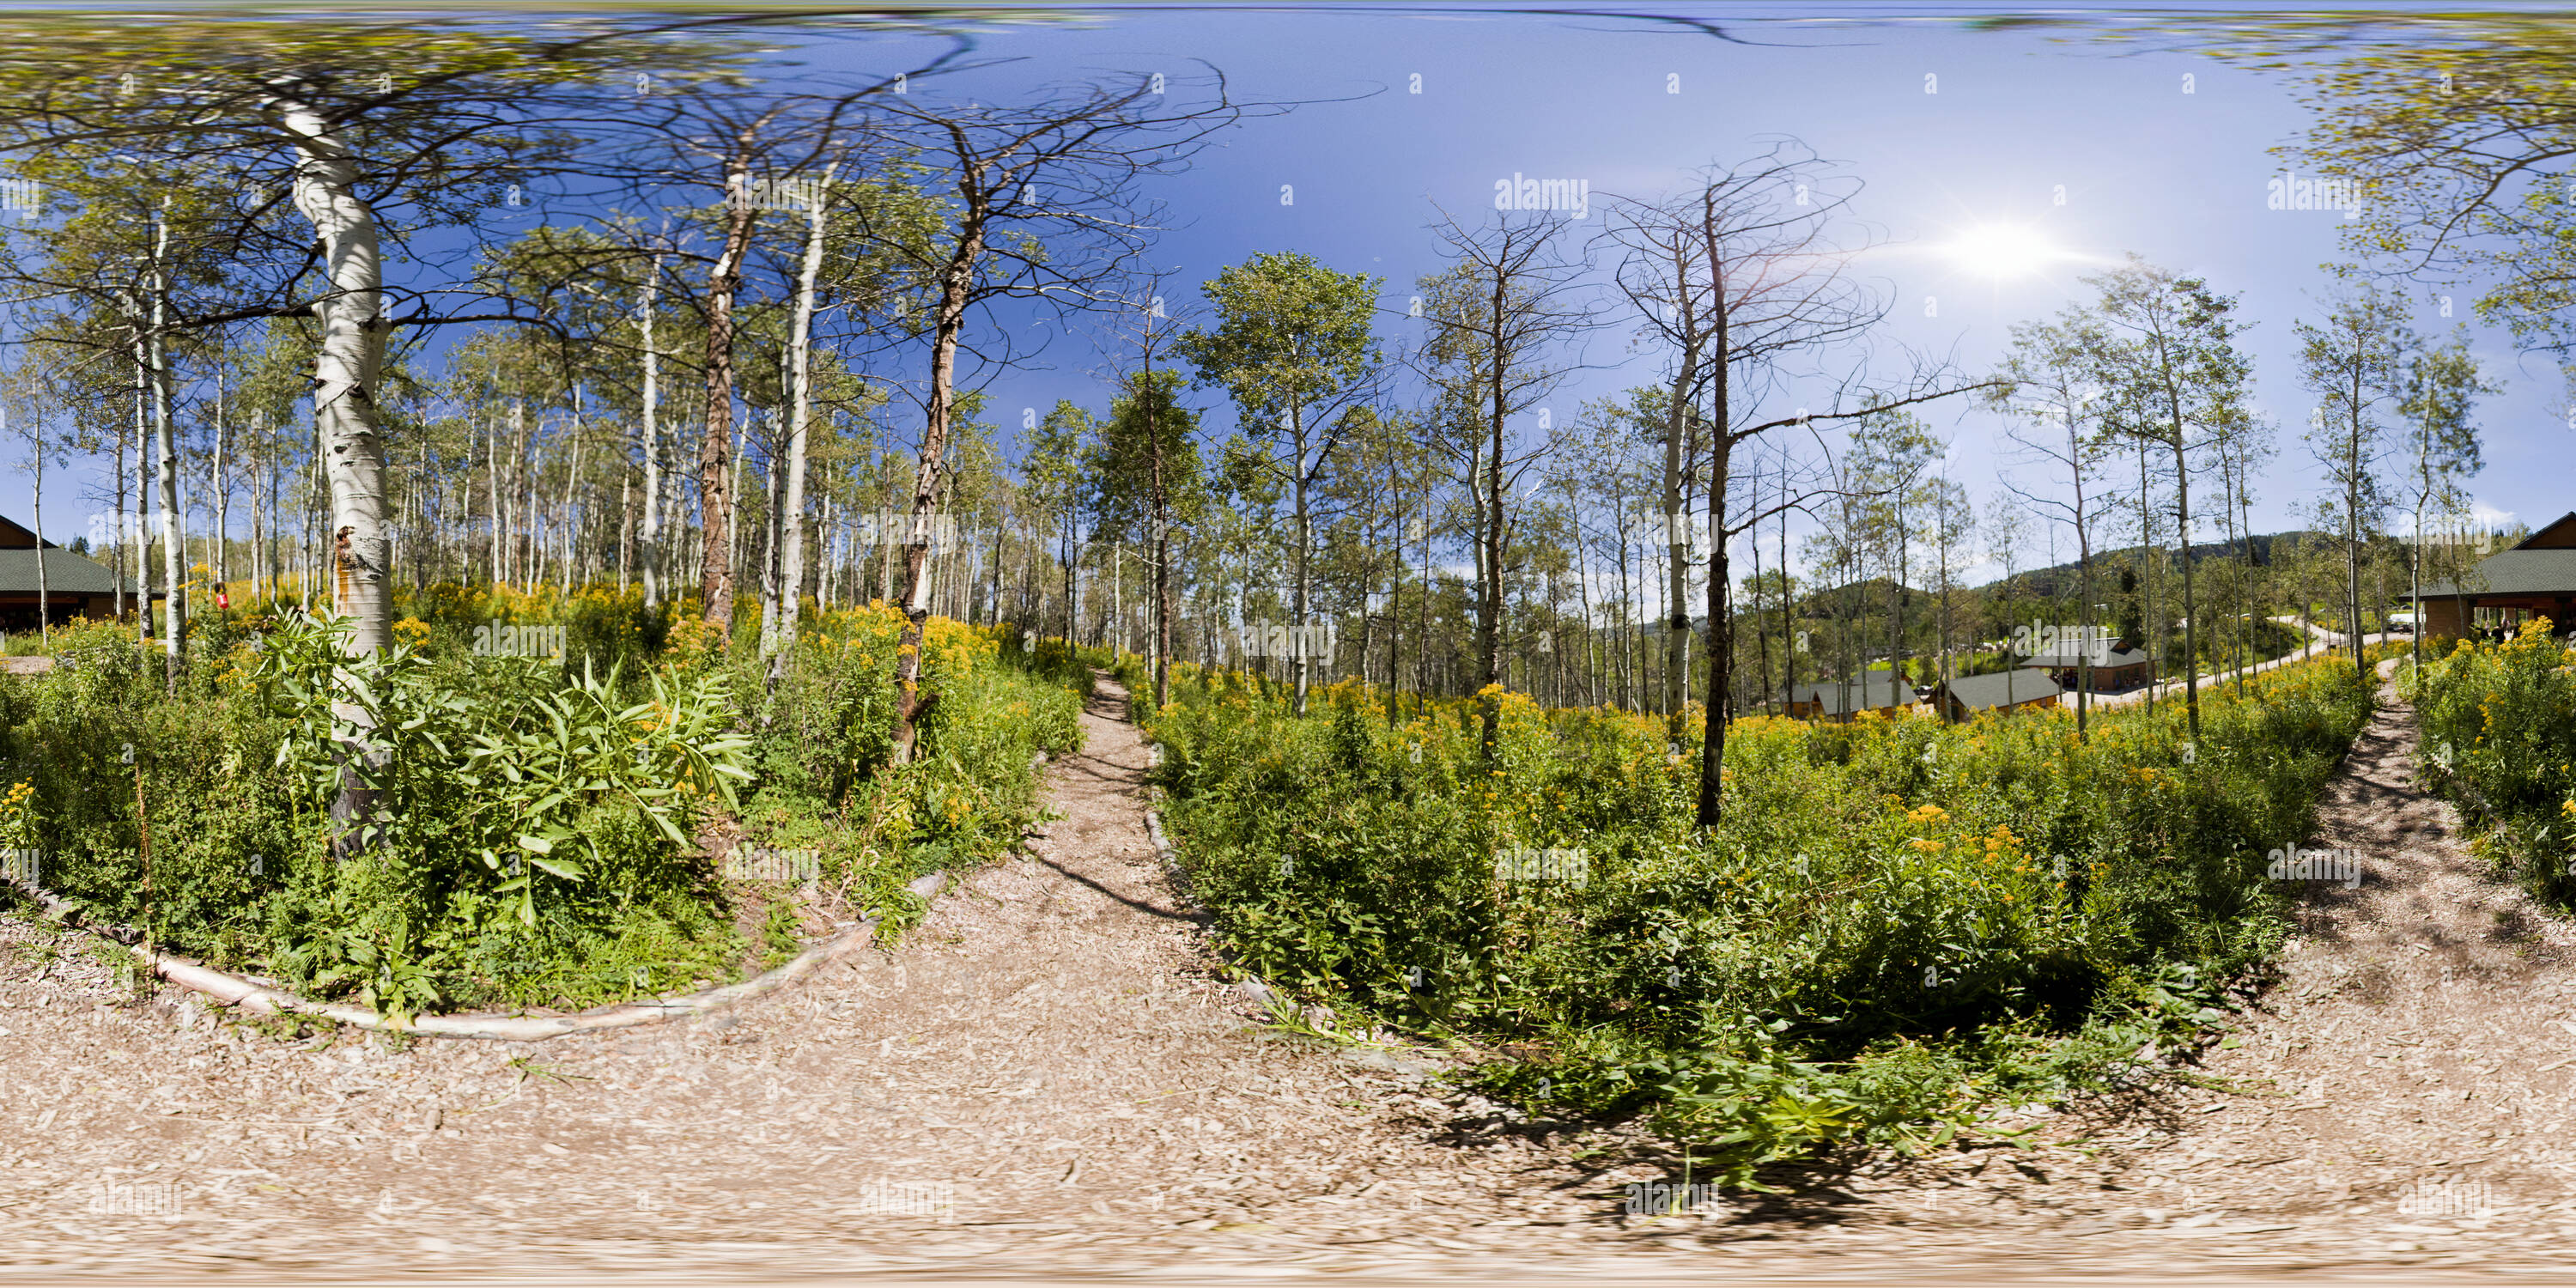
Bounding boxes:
697 154 758 631
618 457 631 592
273 88 394 851
890 200 988 764
561 388 582 597
486 415 501 586
274 94 392 657
212 365 229 593
728 410 746 607
27 412 46 647
259 414 274 599
768 165 834 684
639 254 664 610
266 412 281 599
821 495 836 610
133 346 146 643
1291 409 1312 716
759 410 782 647
153 278 179 686
507 399 525 587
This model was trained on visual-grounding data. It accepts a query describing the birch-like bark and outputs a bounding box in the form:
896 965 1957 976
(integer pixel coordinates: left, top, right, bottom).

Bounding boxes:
768 164 835 687
486 414 502 586
275 95 392 657
28 412 46 647
1659 242 1698 730
639 254 664 610
212 366 229 592
506 399 525 586
1291 408 1313 715
2069 408 2095 741
1476 276 1505 756
2166 379 2201 740
561 391 582 597
133 345 146 645
152 224 180 690
271 88 394 855
889 199 988 765
699 146 760 630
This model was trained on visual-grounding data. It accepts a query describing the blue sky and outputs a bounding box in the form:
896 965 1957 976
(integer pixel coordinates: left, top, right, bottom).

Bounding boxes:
840 5 2562 582
9 4 2564 589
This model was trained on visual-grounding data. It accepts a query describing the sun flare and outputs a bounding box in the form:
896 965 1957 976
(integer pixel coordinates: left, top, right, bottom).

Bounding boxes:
1945 224 2057 278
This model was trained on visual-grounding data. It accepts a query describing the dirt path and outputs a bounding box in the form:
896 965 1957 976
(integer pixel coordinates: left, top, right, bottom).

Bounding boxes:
1707 656 2576 1278
0 675 1637 1283
9 667 2576 1284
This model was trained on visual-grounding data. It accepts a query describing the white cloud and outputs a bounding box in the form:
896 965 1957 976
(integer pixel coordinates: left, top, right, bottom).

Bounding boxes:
2393 500 2515 536
2470 499 2518 527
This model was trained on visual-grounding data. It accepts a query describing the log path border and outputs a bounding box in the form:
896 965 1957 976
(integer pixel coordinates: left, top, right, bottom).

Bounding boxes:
0 864 952 1042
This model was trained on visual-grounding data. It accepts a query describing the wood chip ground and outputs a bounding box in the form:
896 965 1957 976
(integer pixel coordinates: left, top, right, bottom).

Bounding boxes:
4 663 2573 1284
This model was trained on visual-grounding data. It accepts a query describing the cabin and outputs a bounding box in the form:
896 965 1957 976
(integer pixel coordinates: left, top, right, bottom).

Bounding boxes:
0 515 155 632
2020 640 2154 692
2411 512 2576 640
1783 671 1918 721
1932 668 2063 721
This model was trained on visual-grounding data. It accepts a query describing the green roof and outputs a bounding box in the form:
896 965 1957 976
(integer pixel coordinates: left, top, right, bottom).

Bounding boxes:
1787 673 1916 714
1941 668 2063 712
0 548 147 596
2021 643 2152 669
2413 549 2576 600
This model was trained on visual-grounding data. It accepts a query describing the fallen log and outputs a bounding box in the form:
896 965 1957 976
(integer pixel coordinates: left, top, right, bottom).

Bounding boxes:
0 869 947 1040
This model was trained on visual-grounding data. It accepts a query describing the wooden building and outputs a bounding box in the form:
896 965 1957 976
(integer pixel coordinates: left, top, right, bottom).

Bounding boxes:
2411 512 2576 640
1783 671 1919 721
2020 640 2154 692
0 515 155 631
1931 668 2063 721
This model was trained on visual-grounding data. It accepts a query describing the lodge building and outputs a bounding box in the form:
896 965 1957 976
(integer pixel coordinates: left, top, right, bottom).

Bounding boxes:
2410 511 2576 639
1929 668 2064 722
0 515 155 632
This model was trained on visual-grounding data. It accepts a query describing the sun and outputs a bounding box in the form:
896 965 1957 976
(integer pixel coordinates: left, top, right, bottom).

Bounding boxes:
1944 224 2058 279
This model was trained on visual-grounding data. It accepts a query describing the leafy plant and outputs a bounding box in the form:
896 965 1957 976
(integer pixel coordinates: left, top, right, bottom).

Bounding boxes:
1144 651 2379 1178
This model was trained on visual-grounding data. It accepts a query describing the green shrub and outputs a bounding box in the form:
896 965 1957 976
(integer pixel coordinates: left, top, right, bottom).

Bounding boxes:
2414 622 2576 901
0 596 1091 1022
1145 656 2379 1180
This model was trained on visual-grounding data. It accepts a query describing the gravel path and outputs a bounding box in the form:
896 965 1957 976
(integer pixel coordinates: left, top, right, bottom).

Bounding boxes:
6 665 2574 1284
